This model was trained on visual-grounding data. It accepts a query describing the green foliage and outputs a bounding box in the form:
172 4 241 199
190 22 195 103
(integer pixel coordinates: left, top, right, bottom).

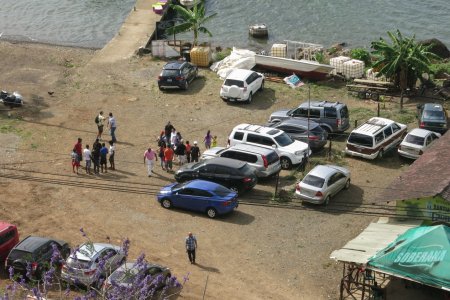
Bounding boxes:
314 51 326 64
215 48 232 61
167 2 217 46
429 61 450 78
350 48 371 66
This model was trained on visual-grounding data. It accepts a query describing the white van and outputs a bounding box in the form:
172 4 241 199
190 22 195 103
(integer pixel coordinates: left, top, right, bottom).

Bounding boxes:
228 124 310 169
345 117 407 160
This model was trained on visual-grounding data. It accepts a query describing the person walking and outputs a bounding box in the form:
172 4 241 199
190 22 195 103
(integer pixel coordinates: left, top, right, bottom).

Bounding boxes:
83 144 92 175
190 141 200 162
175 139 187 166
185 232 198 264
109 141 115 170
164 145 174 172
100 143 108 173
74 138 83 164
158 143 166 170
185 140 192 163
144 147 157 177
170 128 178 149
92 138 101 174
203 130 212 149
71 148 80 174
107 112 117 143
164 121 174 147
96 111 106 140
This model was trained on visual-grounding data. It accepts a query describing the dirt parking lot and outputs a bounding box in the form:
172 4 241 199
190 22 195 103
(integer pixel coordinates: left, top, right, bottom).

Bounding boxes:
0 41 420 299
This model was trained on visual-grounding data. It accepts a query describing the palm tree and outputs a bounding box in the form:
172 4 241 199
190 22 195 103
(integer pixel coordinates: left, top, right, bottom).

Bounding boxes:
371 30 439 108
166 2 217 46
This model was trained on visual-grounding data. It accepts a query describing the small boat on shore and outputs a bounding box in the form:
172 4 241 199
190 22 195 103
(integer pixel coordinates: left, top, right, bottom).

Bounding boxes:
249 24 268 38
255 40 334 80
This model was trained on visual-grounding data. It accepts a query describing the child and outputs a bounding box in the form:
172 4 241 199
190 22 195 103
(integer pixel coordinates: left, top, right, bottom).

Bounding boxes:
71 148 80 174
212 135 218 147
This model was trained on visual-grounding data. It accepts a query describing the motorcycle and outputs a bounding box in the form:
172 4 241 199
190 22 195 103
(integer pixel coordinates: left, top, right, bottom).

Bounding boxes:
0 90 23 108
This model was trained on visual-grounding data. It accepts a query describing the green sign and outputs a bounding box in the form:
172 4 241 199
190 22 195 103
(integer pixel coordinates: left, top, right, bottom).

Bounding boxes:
396 196 450 223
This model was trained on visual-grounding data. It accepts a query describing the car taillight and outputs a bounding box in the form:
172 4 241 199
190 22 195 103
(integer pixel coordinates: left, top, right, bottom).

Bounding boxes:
419 122 425 128
176 76 185 81
336 119 342 127
84 269 97 276
262 155 268 168
243 177 252 182
158 76 162 80
227 139 230 146
315 191 323 197
308 135 319 140
221 200 232 206
295 183 301 192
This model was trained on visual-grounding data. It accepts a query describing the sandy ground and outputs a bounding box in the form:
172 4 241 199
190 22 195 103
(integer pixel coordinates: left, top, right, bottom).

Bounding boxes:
0 40 423 299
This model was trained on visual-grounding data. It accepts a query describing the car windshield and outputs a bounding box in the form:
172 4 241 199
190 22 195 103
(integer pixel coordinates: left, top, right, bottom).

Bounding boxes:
7 249 33 261
66 257 92 269
274 133 294 147
310 125 324 135
405 134 425 145
302 175 325 188
214 185 232 197
109 265 139 284
340 106 349 118
224 79 244 87
162 69 179 77
239 164 255 176
348 133 373 147
423 110 445 120
172 182 188 191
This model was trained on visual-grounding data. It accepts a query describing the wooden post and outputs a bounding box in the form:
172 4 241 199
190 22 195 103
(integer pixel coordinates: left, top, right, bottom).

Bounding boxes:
377 102 380 117
354 120 358 129
274 170 280 198
328 137 332 160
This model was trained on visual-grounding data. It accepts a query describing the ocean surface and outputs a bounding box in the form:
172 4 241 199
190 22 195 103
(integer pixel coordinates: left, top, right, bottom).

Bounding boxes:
0 0 449 50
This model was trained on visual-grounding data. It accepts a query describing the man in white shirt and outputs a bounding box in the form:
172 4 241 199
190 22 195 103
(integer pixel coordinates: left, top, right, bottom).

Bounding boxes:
108 112 117 143
96 111 106 140
83 145 92 175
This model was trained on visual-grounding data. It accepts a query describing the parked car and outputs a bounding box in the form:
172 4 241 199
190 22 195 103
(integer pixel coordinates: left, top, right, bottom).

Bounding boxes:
228 123 310 169
398 128 441 160
267 118 328 151
158 61 198 90
219 69 264 103
104 260 171 293
6 236 70 279
61 243 126 288
0 222 19 263
418 103 448 134
157 179 239 218
268 100 350 133
295 165 351 205
345 117 407 160
201 144 281 178
174 157 257 193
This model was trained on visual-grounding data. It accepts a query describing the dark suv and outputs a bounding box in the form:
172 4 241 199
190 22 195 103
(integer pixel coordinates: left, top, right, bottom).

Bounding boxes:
6 236 70 279
268 100 350 133
174 157 257 193
418 103 448 134
158 61 198 90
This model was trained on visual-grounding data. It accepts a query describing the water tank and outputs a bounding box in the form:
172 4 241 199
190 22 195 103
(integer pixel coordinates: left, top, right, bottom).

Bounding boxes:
190 47 212 67
329 56 351 75
271 44 287 58
342 59 365 79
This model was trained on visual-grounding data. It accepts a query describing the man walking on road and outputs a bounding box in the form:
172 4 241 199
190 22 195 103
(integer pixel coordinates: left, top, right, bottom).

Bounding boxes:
190 141 200 162
144 147 157 177
108 112 117 143
185 232 197 264
96 111 106 140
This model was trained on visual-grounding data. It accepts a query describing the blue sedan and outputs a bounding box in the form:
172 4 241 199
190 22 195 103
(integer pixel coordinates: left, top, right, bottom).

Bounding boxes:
156 180 238 218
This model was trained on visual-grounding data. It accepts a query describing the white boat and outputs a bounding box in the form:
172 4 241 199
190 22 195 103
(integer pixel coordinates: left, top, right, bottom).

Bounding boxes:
249 24 268 38
255 41 334 80
180 0 198 8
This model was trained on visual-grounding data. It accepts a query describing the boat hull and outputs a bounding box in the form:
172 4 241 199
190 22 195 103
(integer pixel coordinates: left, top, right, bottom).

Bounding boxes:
254 54 334 80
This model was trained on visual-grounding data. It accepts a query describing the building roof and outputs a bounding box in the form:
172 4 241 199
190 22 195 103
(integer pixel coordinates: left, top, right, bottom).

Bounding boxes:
378 131 450 203
330 221 418 264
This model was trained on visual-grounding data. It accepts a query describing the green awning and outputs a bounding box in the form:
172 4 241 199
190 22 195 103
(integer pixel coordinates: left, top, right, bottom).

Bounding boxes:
368 225 450 290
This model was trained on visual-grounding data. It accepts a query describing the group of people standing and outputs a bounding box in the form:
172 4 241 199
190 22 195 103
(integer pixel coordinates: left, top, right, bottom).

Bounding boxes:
71 111 117 175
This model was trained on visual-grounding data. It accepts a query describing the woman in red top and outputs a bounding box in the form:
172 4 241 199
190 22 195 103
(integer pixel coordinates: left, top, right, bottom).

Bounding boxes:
164 146 174 172
185 140 192 163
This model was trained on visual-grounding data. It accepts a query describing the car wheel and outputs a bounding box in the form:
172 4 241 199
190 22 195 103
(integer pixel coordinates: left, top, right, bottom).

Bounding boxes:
324 196 331 206
259 80 264 91
344 179 351 189
321 126 331 134
246 92 253 104
280 157 292 169
161 199 172 209
378 149 384 159
183 81 189 90
206 207 217 218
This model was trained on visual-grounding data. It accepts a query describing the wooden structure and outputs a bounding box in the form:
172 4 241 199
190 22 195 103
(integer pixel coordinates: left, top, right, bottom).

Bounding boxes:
347 79 397 100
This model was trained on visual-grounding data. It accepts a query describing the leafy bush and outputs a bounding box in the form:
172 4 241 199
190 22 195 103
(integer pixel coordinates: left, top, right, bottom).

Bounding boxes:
350 48 372 66
430 61 450 78
314 51 326 64
215 48 232 61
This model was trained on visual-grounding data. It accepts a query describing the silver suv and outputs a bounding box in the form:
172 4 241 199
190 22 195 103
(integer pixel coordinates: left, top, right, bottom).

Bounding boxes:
201 144 281 177
268 100 350 133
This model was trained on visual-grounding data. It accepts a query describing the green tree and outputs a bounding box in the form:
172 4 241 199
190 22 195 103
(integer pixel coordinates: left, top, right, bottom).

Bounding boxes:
371 30 439 108
166 2 217 46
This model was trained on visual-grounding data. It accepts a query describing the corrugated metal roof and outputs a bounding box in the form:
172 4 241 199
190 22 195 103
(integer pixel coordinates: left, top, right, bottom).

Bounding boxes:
377 132 450 203
330 221 418 264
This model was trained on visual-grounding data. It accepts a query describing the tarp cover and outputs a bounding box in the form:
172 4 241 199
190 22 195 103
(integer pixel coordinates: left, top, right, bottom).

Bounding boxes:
368 225 450 290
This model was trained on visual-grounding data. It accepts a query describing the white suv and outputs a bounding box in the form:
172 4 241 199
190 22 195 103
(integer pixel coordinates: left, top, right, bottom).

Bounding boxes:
220 69 264 103
228 124 310 169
